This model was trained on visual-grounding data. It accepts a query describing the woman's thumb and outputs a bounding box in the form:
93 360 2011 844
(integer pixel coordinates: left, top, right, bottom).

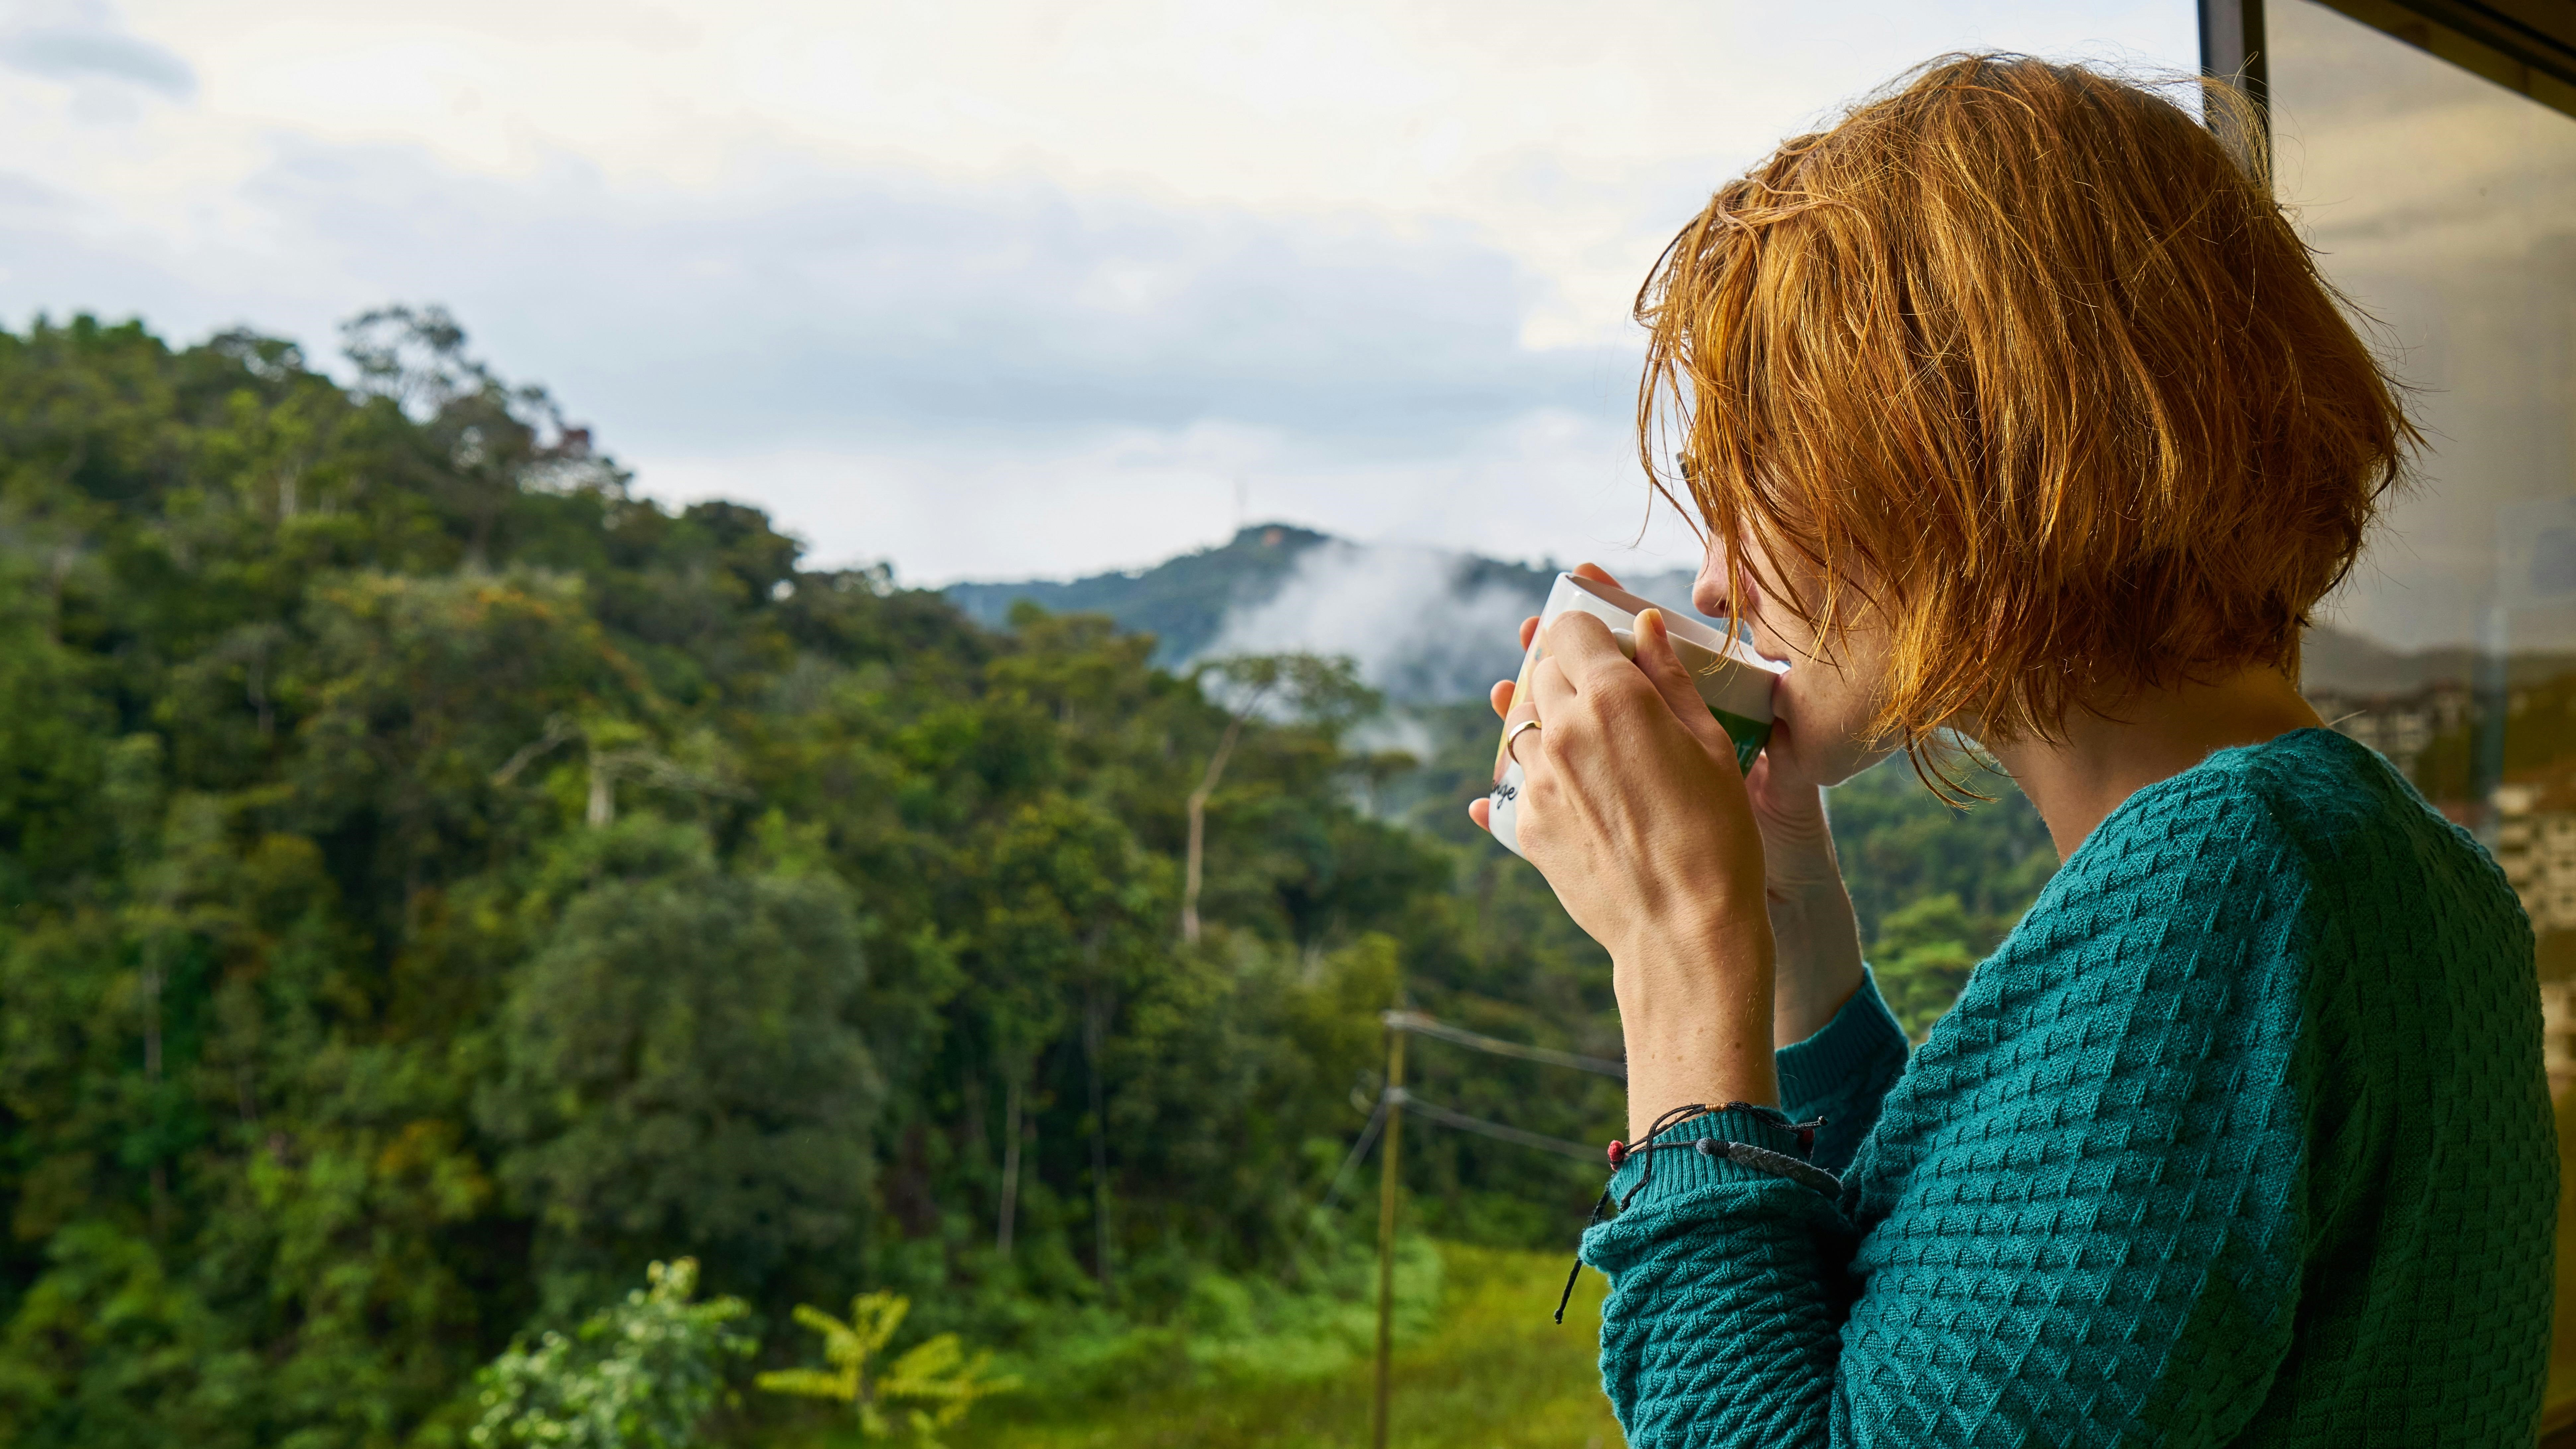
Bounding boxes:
1633 610 1739 764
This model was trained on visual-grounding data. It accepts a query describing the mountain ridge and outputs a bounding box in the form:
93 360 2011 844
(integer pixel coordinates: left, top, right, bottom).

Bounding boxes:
944 524 1708 702
946 526 2559 702
945 523 1347 664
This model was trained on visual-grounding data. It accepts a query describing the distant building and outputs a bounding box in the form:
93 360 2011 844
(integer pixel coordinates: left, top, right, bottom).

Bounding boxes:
2544 981 2576 1101
2491 786 2576 1098
2309 682 2471 781
2491 785 2576 930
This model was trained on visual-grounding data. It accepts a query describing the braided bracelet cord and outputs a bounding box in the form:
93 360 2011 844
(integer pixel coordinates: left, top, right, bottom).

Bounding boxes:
1553 1102 1838 1325
1700 1138 1842 1197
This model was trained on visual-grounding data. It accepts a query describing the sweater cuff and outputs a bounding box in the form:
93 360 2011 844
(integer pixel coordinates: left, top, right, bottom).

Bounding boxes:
1604 1106 1822 1211
1774 966 1908 1117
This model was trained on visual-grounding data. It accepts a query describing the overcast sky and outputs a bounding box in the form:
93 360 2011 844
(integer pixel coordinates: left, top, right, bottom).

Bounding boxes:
0 0 2194 584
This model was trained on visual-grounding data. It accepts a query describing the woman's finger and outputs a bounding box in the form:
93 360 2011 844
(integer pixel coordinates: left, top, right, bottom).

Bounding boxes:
1526 564 1622 652
1527 649 1581 718
1489 678 1515 720
1536 611 1631 688
1495 685 1541 782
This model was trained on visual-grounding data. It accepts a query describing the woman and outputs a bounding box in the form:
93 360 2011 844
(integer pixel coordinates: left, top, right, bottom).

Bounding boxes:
1469 56 2555 1446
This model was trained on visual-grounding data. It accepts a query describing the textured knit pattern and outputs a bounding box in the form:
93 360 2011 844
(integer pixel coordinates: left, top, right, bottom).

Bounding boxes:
1581 729 2557 1446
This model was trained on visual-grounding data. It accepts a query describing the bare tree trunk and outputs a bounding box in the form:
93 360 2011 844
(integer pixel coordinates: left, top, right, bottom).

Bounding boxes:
1181 713 1250 945
1371 1025 1406 1449
142 966 162 1083
996 1075 1023 1258
47 547 73 643
587 752 616 828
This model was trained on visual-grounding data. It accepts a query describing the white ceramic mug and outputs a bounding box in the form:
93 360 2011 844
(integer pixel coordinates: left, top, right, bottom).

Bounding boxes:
1486 573 1787 860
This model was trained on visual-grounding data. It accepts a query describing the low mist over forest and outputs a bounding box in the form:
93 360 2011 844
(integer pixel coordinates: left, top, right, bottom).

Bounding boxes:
0 312 2053 1447
944 525 1707 705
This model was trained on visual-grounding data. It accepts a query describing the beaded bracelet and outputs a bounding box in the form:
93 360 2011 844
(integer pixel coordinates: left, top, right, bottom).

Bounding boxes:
1553 1102 1838 1324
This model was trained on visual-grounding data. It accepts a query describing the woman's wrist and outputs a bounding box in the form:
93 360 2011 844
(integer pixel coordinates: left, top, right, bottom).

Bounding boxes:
1613 922 1780 1133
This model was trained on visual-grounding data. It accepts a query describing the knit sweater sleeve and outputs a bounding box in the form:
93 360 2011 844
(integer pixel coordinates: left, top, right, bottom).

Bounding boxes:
1773 967 1908 1176
1582 774 2316 1447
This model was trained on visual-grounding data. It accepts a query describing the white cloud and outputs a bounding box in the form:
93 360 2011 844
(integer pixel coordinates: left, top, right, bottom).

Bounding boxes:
0 2 194 97
643 404 1712 588
2 0 2197 582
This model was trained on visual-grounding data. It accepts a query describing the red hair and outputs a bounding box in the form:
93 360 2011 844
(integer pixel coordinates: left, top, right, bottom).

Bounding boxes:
1640 55 2414 754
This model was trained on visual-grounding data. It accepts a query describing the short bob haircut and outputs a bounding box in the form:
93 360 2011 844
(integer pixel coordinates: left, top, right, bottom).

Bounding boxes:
1641 54 2414 758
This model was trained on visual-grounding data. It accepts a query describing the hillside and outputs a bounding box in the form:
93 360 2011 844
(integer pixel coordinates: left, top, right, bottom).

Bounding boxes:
948 528 2529 705
0 310 2068 1449
946 526 1709 702
945 524 1342 664
0 314 1645 1448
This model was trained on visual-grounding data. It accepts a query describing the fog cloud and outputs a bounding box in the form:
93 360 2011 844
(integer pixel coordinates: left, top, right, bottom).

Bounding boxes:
1198 537 1711 702
1204 540 1543 701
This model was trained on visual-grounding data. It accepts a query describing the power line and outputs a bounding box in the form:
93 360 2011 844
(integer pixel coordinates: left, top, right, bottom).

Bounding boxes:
1316 1091 1390 1215
1364 1005 1618 1426
1381 1009 1627 1081
1387 1088 1600 1162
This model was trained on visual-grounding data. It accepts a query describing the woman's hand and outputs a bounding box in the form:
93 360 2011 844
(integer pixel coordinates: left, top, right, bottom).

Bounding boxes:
1489 605 1780 1131
1469 564 1864 1058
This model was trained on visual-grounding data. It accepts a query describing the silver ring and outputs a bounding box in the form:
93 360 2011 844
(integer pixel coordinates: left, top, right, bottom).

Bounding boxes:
1505 717 1543 763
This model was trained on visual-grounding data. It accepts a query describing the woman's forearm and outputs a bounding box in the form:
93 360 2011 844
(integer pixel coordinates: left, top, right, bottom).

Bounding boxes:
1766 881 1865 1049
1740 768 1866 1051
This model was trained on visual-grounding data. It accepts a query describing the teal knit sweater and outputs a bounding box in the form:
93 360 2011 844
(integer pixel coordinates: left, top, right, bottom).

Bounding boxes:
1582 728 2557 1445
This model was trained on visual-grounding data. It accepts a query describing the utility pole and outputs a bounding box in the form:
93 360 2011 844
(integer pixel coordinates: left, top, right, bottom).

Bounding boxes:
1371 1023 1406 1449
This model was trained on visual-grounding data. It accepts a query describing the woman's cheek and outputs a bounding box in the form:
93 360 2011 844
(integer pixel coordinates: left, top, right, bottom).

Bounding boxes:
1769 678 1870 785
1772 678 1823 747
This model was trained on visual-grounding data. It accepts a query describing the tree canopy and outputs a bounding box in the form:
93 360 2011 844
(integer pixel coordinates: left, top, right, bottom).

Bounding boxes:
0 309 2050 1447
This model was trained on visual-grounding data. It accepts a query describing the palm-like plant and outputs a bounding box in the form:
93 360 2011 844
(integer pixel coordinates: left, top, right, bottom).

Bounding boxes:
755 1293 1015 1445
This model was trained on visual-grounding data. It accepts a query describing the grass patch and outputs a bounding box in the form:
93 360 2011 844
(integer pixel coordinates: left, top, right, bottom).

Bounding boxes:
768 1242 1625 1449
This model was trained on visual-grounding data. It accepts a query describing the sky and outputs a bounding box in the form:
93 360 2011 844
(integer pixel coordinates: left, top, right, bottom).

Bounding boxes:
0 0 2195 586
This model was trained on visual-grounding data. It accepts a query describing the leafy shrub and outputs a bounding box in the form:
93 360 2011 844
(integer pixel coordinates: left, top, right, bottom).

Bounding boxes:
470 1259 752 1449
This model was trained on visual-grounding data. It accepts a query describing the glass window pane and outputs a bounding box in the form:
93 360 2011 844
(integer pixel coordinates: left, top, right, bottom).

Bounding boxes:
2268 0 2576 1411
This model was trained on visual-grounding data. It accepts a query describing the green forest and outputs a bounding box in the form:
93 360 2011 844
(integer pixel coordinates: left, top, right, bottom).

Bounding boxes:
0 311 2055 1448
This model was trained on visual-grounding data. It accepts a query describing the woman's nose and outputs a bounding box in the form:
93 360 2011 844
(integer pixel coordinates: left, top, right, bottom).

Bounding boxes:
1694 557 1753 621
